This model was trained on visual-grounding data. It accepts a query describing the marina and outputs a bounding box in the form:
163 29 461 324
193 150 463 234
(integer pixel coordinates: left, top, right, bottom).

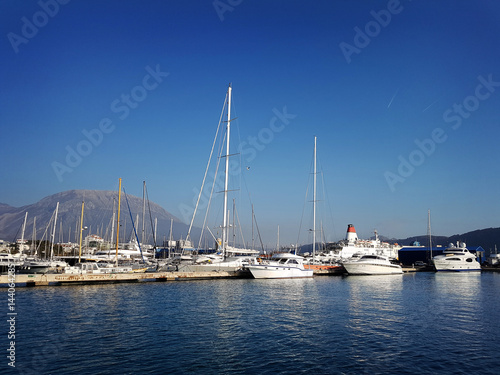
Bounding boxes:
2 1 500 374
7 272 500 374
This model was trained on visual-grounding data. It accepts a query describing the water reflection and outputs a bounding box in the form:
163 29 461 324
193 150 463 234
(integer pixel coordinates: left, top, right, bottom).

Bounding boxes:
343 275 406 373
433 271 482 298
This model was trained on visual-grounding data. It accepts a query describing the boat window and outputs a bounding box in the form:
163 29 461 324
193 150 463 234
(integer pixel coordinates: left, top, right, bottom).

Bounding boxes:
466 258 473 262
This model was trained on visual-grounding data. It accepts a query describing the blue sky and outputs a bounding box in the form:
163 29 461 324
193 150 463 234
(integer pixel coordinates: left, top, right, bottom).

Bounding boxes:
1 0 500 246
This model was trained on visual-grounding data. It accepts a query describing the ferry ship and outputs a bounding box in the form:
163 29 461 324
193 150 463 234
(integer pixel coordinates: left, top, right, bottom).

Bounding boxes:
330 224 401 261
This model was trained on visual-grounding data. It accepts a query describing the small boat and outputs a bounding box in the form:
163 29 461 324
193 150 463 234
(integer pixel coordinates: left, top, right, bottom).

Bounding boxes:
342 254 403 275
487 245 500 266
432 242 481 272
63 262 133 274
17 258 69 274
0 253 24 274
247 253 314 279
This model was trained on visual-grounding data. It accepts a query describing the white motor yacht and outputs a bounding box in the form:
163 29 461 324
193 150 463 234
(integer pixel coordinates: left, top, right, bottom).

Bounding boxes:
247 253 314 279
432 242 481 272
342 254 403 275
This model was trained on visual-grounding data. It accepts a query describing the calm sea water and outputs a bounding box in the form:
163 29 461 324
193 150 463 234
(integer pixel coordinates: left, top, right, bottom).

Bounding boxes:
6 272 500 375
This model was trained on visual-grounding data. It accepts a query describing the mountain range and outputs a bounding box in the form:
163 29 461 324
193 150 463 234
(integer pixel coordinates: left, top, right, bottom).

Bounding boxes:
0 190 198 246
393 228 500 255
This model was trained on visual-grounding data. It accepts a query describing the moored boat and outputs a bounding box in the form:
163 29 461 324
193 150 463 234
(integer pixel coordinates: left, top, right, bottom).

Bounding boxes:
330 225 401 260
432 242 481 272
63 262 133 274
17 258 69 274
247 253 314 279
342 254 403 275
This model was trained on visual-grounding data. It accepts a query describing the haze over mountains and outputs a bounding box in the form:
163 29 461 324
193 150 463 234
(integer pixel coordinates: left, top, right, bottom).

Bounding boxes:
1 190 499 256
0 190 195 246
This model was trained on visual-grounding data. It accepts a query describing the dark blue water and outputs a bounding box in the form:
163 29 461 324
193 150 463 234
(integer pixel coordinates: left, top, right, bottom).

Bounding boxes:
6 272 500 374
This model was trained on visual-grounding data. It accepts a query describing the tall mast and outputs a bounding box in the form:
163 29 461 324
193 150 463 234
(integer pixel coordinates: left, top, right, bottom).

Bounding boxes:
115 178 122 265
110 198 115 254
313 136 317 262
232 198 236 247
277 225 280 252
252 204 255 250
428 209 432 259
59 221 63 244
78 201 84 263
134 214 139 242
31 216 36 255
169 218 173 258
50 202 59 259
116 178 122 266
141 181 146 247
222 84 232 252
19 211 28 254
154 217 158 246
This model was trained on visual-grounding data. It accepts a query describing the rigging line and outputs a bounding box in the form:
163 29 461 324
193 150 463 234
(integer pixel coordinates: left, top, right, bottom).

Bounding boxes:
123 188 145 264
252 210 265 253
296 183 309 247
186 91 228 242
197 144 223 249
11 222 22 244
299 145 316 246
196 120 226 249
35 208 57 257
144 182 157 250
320 164 337 241
231 103 243 207
234 205 246 249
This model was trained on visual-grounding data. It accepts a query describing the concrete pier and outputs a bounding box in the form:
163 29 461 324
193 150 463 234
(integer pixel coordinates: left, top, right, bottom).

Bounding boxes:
1 270 241 287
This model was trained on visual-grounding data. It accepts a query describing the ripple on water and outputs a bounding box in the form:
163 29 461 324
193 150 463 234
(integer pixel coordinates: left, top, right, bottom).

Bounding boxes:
12 273 500 375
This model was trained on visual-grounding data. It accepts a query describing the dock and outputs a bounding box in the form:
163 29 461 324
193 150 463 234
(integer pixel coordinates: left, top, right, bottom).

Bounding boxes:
2 265 456 287
1 270 243 287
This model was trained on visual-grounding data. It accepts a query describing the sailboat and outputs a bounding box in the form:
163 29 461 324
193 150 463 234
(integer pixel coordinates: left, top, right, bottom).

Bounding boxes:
301 137 343 274
19 205 69 274
177 84 259 273
92 180 154 265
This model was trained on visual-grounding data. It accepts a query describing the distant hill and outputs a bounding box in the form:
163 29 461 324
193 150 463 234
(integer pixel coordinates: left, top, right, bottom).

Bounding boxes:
382 229 500 256
392 235 449 247
395 228 500 252
0 190 197 246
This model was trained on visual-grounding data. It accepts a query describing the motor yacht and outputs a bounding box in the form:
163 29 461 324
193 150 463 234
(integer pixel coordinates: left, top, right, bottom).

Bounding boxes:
342 254 403 275
247 253 314 279
432 242 481 272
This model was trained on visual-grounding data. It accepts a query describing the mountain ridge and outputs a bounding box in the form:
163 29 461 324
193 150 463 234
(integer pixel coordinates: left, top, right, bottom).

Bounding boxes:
0 190 195 245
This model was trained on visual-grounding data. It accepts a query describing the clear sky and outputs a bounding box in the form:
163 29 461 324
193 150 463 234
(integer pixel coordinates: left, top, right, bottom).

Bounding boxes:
1 0 500 247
